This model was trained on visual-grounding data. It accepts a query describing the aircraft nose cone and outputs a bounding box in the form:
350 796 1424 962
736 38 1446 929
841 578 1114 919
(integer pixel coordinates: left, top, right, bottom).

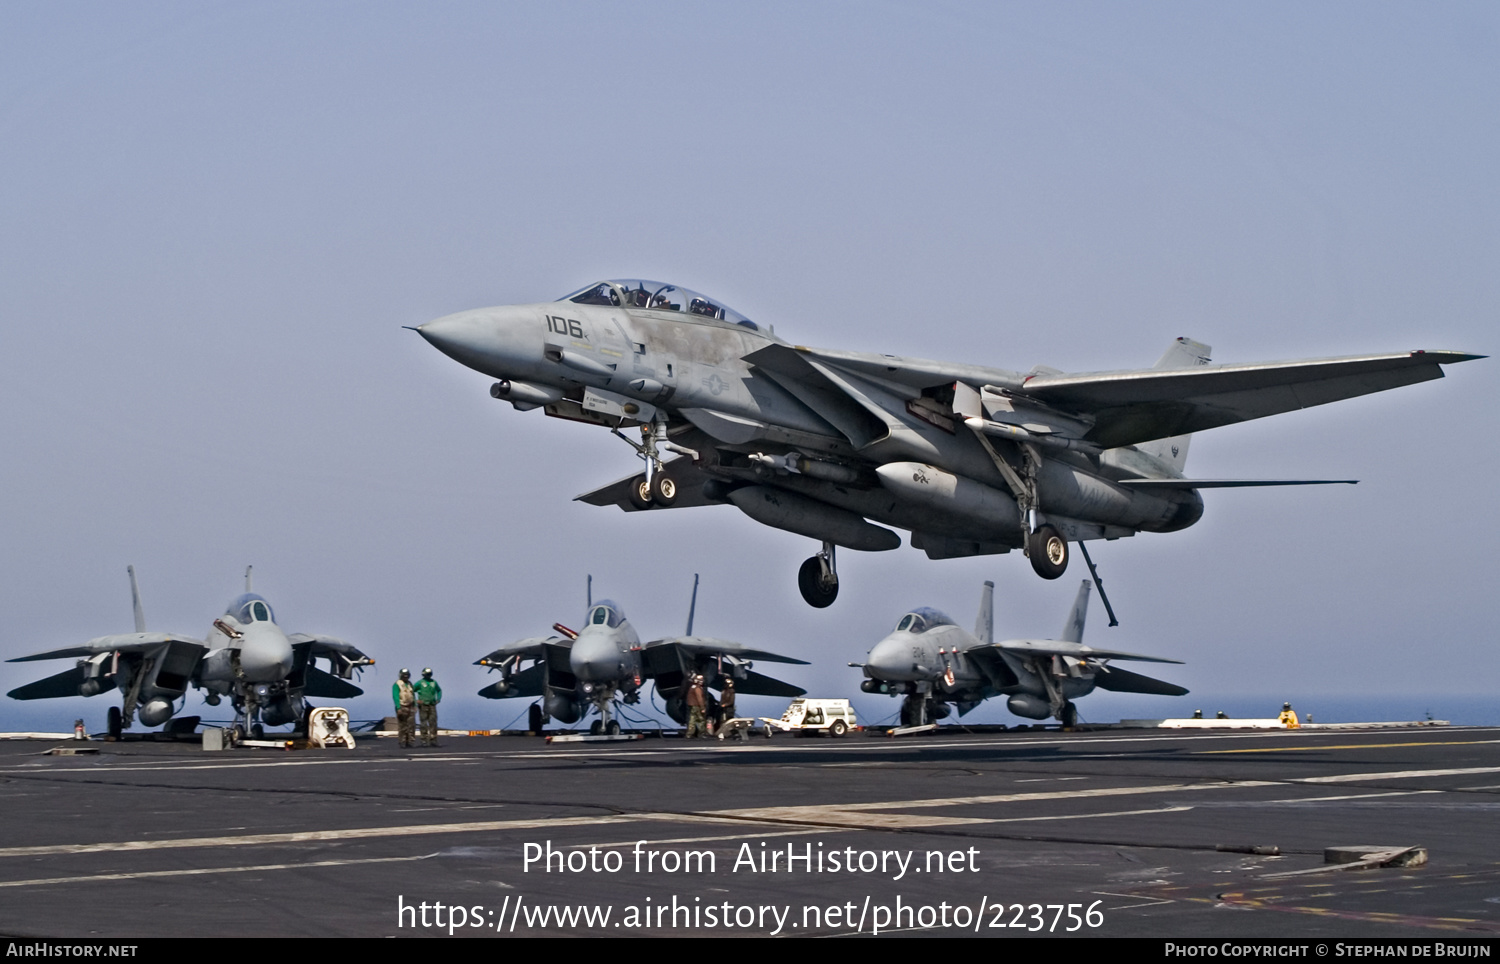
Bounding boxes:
412 307 534 377
570 636 623 683
866 635 918 681
412 313 477 359
238 625 294 682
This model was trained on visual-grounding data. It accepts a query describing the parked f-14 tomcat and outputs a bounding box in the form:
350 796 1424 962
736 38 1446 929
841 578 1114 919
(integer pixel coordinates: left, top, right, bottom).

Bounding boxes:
857 580 1186 728
414 278 1481 607
476 576 807 734
7 567 373 739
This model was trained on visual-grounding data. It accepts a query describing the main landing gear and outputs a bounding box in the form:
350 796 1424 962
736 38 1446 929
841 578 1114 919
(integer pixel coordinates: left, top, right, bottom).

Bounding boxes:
1028 524 1068 580
797 541 839 608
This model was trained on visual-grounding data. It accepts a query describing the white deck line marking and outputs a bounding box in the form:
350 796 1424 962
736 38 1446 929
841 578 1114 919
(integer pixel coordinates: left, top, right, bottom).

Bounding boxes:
0 769 1474 860
709 781 1274 820
575 828 841 849
0 813 718 858
1300 766 1500 784
1255 790 1440 804
0 854 431 888
4 726 1491 772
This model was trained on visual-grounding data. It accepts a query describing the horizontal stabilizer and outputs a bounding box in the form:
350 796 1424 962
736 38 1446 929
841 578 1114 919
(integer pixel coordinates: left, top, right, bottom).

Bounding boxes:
1118 479 1356 489
7 666 92 701
1093 665 1189 697
734 669 806 698
478 662 546 699
303 665 363 699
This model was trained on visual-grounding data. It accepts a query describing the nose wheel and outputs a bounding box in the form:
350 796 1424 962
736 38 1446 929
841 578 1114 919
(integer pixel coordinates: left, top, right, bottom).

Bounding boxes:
797 542 839 608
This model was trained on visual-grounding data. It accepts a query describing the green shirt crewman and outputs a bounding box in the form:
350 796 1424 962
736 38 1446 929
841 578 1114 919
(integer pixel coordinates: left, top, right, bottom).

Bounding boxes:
416 668 443 746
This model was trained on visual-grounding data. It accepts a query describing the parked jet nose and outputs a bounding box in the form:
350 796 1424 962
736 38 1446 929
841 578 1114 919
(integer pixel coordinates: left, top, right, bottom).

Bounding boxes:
866 634 922 682
237 623 294 682
570 635 624 683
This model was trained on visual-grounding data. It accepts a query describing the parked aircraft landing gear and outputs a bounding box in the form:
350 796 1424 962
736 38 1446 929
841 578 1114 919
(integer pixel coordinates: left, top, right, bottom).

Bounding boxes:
1028 525 1069 580
1059 702 1078 728
528 703 544 734
900 695 930 728
797 542 839 608
106 706 122 740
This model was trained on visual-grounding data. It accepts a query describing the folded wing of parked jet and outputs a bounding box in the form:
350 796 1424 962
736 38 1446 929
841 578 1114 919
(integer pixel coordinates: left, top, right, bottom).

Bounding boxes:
640 636 810 699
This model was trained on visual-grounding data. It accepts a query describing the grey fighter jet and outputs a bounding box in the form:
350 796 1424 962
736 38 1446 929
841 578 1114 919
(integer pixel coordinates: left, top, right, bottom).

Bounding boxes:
858 580 1186 728
413 278 1482 607
476 576 808 734
7 567 373 739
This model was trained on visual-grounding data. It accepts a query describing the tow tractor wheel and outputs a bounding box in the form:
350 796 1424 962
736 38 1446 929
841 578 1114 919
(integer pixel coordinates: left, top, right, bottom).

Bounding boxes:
627 477 653 510
1028 526 1069 580
830 719 848 738
107 706 123 740
648 474 678 506
528 703 544 734
797 556 839 608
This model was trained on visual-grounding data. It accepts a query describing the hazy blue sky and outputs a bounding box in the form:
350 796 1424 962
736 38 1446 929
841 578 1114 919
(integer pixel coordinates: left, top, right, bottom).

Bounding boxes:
1 2 1494 731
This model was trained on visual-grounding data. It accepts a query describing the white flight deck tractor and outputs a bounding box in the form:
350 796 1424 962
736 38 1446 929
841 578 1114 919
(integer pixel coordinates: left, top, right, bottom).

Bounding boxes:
759 698 857 738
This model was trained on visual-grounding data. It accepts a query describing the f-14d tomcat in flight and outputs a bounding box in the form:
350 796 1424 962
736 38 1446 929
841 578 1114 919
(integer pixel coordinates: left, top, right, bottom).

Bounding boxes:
414 278 1481 608
7 567 372 739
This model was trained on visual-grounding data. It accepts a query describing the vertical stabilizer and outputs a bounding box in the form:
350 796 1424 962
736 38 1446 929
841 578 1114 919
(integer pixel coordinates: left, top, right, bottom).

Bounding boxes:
586 574 593 610
1060 580 1091 643
127 565 146 634
1137 337 1211 474
974 581 994 645
685 573 700 636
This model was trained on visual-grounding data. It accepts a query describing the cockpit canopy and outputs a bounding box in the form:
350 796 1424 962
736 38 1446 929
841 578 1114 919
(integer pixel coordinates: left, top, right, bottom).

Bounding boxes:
227 593 275 625
561 279 757 331
586 600 626 629
894 607 955 634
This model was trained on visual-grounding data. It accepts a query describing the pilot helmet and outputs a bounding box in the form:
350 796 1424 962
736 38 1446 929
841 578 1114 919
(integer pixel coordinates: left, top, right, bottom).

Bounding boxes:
422 667 434 678
1282 702 1292 711
399 668 410 680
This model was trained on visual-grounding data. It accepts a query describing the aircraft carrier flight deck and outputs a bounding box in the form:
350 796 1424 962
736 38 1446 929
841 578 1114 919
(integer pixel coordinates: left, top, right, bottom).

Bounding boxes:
0 724 1496 940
